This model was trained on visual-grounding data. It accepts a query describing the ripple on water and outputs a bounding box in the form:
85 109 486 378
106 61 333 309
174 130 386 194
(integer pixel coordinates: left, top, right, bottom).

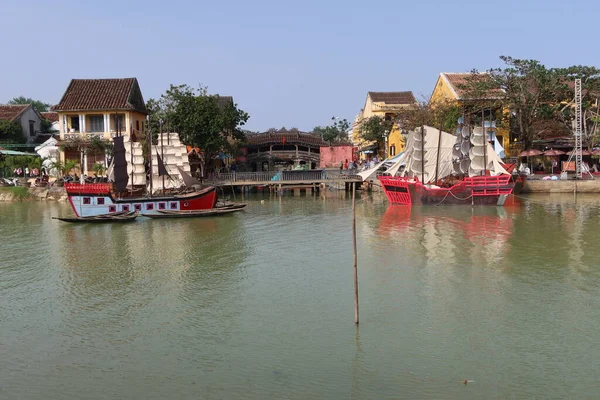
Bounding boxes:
2 195 600 399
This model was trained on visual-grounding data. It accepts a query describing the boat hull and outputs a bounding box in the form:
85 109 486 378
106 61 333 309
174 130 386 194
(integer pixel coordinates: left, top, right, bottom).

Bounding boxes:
142 205 246 219
65 183 218 217
53 211 139 223
379 176 514 206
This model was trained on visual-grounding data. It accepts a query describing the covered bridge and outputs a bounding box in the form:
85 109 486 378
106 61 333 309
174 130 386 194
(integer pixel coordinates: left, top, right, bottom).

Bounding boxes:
242 128 329 171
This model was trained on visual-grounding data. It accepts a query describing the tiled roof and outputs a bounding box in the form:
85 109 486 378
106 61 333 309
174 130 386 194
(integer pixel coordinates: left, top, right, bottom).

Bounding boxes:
245 129 347 147
368 91 416 105
51 78 147 114
0 104 29 121
40 112 59 122
441 73 504 100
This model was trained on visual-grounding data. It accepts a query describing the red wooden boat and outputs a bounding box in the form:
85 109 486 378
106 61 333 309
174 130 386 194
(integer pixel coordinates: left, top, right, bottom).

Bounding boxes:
378 175 514 206
65 183 218 217
64 133 219 218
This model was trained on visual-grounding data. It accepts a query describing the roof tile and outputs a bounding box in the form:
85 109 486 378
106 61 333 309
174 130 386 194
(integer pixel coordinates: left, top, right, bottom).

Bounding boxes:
51 78 147 114
368 91 416 105
442 73 504 100
40 112 59 122
245 129 350 146
0 104 29 121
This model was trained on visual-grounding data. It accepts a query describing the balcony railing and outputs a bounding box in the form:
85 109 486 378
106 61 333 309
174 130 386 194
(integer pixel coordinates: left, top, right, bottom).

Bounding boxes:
63 132 108 141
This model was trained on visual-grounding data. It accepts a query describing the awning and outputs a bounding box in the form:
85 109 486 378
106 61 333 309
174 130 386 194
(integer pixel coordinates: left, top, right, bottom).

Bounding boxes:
0 149 39 156
359 144 378 152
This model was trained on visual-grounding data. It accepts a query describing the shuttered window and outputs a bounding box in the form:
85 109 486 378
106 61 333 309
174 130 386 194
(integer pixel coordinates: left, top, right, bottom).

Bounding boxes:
89 116 104 132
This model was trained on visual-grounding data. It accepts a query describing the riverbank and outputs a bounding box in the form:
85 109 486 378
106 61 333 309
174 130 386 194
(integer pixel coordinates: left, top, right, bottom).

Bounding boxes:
1 178 600 202
0 186 68 202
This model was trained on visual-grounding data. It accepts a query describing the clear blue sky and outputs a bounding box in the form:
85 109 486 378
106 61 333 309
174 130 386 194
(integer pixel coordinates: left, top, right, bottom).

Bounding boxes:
2 0 597 131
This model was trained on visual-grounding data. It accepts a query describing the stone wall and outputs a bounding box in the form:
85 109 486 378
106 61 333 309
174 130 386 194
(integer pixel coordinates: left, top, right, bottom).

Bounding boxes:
522 180 600 193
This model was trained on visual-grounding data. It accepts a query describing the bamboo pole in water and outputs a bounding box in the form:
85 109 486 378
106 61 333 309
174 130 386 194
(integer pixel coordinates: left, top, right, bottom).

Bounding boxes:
352 181 359 324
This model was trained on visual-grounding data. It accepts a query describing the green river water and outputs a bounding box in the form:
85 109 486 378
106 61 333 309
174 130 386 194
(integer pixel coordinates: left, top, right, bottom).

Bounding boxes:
1 192 600 399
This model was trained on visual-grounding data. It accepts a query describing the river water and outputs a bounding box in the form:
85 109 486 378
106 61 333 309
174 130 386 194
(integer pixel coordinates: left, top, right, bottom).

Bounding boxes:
1 192 599 399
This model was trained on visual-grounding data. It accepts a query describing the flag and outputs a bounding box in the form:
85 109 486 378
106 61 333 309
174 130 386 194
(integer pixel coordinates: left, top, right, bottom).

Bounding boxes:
282 136 286 145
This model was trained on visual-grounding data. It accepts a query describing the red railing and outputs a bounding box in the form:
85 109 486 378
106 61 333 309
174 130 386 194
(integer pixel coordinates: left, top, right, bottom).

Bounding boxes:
64 183 112 194
378 176 412 205
463 175 513 196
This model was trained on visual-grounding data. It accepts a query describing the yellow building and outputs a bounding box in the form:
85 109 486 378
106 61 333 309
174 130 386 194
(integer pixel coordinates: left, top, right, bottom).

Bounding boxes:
353 91 417 159
52 78 148 174
429 72 512 156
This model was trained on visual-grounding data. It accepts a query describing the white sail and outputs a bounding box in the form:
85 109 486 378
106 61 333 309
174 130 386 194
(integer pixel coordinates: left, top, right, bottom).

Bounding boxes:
405 126 456 184
151 133 192 190
468 126 508 176
124 135 146 186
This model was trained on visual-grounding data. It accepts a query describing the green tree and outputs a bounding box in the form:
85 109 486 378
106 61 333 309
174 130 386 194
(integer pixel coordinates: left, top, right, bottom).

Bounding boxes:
49 159 78 179
40 119 55 133
399 99 462 134
357 116 393 144
8 96 51 112
0 120 25 144
148 84 249 170
313 117 351 143
460 56 600 149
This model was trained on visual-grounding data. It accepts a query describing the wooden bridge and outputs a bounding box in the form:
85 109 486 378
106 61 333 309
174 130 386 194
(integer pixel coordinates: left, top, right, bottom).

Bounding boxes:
203 170 363 187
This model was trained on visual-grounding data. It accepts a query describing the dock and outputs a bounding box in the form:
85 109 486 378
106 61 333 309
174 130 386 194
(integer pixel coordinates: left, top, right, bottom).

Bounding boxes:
204 170 363 190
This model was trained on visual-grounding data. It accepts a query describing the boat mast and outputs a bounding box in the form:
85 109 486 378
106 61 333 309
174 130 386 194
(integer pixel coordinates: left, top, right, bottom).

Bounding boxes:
129 121 134 193
435 124 442 183
160 119 165 194
421 125 425 182
147 115 153 198
482 107 487 176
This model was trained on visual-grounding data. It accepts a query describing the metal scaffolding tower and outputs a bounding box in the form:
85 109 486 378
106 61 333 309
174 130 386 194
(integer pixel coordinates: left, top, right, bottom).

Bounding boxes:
565 79 585 179
574 78 583 179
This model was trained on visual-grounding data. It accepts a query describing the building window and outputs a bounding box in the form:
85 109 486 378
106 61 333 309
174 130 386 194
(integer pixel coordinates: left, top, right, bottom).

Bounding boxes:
70 116 80 132
29 120 35 137
158 202 166 210
146 203 154 210
97 198 105 205
109 205 117 213
83 197 91 205
122 205 130 212
89 115 104 132
389 145 396 157
134 204 142 211
136 120 140 132
170 202 177 209
111 114 126 133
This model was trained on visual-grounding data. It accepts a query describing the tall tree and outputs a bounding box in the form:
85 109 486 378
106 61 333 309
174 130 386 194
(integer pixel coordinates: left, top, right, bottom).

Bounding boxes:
400 99 462 133
8 96 51 112
313 117 350 143
0 120 25 144
147 84 249 169
357 116 393 145
460 56 600 149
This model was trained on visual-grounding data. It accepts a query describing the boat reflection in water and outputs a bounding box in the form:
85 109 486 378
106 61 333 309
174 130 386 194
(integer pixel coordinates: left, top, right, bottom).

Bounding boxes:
378 204 515 267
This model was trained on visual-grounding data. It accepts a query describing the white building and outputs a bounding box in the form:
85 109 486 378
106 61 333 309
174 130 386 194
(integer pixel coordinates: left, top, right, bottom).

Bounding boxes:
0 104 44 143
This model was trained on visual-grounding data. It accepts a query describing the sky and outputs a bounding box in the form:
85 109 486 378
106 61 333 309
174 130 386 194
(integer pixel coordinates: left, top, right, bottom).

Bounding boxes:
2 0 598 132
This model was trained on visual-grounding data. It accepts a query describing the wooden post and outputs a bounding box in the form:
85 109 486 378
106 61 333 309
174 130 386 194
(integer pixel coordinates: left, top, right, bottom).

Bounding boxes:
352 181 359 324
